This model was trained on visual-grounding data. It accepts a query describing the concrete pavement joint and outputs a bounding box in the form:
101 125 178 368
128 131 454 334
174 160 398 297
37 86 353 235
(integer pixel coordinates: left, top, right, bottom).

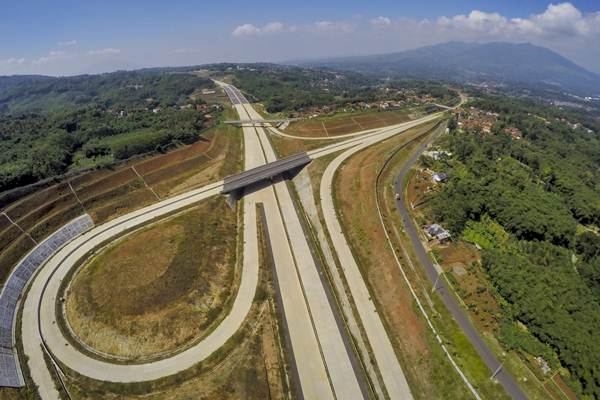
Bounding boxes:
256 202 304 400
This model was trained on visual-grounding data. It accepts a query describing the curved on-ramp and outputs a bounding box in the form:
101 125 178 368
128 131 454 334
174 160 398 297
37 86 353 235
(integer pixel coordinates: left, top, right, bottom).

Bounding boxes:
21 180 262 398
317 118 445 399
20 82 461 400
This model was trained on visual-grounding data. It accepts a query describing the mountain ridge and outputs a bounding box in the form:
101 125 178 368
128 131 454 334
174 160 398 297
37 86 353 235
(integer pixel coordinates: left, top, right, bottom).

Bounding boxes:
294 41 600 96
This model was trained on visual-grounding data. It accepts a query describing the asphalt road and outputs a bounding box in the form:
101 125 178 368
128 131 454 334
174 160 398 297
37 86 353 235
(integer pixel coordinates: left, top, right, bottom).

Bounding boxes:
393 128 528 400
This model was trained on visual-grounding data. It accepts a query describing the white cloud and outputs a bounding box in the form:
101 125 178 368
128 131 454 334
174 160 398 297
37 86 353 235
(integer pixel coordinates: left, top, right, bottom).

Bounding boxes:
33 50 68 65
58 40 78 46
311 20 354 33
262 22 284 33
531 3 586 34
232 21 287 37
437 10 509 34
232 19 355 37
0 57 26 65
370 16 392 28
434 2 600 38
232 23 262 37
88 48 121 55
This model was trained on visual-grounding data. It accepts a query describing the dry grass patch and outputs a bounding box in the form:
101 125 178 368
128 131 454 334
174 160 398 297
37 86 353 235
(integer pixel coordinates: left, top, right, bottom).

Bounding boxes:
61 198 291 400
285 109 413 137
65 197 237 360
269 134 342 158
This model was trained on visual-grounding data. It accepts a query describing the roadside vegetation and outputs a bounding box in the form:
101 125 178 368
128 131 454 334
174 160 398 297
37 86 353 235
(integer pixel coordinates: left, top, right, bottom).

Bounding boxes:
322 122 510 399
421 95 600 398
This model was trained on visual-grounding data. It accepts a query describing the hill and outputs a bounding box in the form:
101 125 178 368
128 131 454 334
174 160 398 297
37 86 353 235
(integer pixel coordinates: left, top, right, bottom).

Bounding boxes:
0 69 212 115
0 70 216 193
297 42 600 96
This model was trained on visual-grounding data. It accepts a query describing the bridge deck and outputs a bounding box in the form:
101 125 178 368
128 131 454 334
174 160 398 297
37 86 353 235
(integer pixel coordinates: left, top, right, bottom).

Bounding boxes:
224 118 298 125
222 85 248 105
222 152 311 194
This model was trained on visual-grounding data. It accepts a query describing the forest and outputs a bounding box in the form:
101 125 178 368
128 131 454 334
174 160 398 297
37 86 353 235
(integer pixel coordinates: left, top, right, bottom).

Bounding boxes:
427 95 600 398
215 63 457 113
0 71 215 193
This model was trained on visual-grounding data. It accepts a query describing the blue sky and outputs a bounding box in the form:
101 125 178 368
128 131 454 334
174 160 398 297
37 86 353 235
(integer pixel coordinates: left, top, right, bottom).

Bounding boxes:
1 1 600 75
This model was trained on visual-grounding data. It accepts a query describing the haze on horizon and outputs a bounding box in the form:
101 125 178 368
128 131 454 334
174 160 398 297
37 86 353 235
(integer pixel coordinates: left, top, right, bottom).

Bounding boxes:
1 0 600 76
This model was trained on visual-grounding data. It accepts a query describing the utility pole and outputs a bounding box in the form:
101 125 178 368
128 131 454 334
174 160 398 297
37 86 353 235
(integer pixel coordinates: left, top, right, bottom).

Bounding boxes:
2 211 37 245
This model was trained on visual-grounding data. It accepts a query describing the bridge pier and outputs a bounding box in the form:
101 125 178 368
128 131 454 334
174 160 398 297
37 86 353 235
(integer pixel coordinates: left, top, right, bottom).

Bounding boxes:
221 152 312 199
225 190 242 210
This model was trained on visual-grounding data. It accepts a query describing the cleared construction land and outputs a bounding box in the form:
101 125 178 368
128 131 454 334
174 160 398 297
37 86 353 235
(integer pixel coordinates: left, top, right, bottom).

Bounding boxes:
64 197 238 360
330 123 472 399
285 109 414 137
0 122 241 290
59 205 292 400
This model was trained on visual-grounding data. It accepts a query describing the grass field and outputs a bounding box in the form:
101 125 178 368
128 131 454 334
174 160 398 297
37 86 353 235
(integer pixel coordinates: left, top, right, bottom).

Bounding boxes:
64 197 238 360
285 108 415 137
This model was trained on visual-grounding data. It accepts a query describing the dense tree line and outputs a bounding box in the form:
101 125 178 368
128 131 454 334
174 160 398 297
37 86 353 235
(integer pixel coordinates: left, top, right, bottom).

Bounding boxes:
0 71 215 192
225 64 457 113
231 66 371 112
428 96 600 397
0 71 212 115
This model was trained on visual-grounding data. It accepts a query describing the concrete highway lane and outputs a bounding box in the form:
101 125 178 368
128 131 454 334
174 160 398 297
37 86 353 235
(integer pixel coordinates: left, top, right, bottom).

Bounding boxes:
237 100 367 399
320 130 417 400
393 128 528 400
20 80 455 400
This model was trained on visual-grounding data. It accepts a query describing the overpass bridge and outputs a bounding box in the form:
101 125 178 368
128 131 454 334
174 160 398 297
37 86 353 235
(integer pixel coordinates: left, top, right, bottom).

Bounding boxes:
223 118 300 128
222 152 311 198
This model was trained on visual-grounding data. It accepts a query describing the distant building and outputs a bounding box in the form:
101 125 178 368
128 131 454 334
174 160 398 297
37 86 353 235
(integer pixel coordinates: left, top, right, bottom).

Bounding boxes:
432 172 447 183
425 224 451 243
424 150 451 160
504 127 522 140
536 356 551 375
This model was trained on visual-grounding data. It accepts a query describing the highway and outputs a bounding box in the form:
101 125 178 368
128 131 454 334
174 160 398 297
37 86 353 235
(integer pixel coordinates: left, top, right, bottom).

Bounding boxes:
21 83 368 400
22 180 258 398
392 124 528 400
15 81 525 400
232 92 367 399
318 124 424 400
